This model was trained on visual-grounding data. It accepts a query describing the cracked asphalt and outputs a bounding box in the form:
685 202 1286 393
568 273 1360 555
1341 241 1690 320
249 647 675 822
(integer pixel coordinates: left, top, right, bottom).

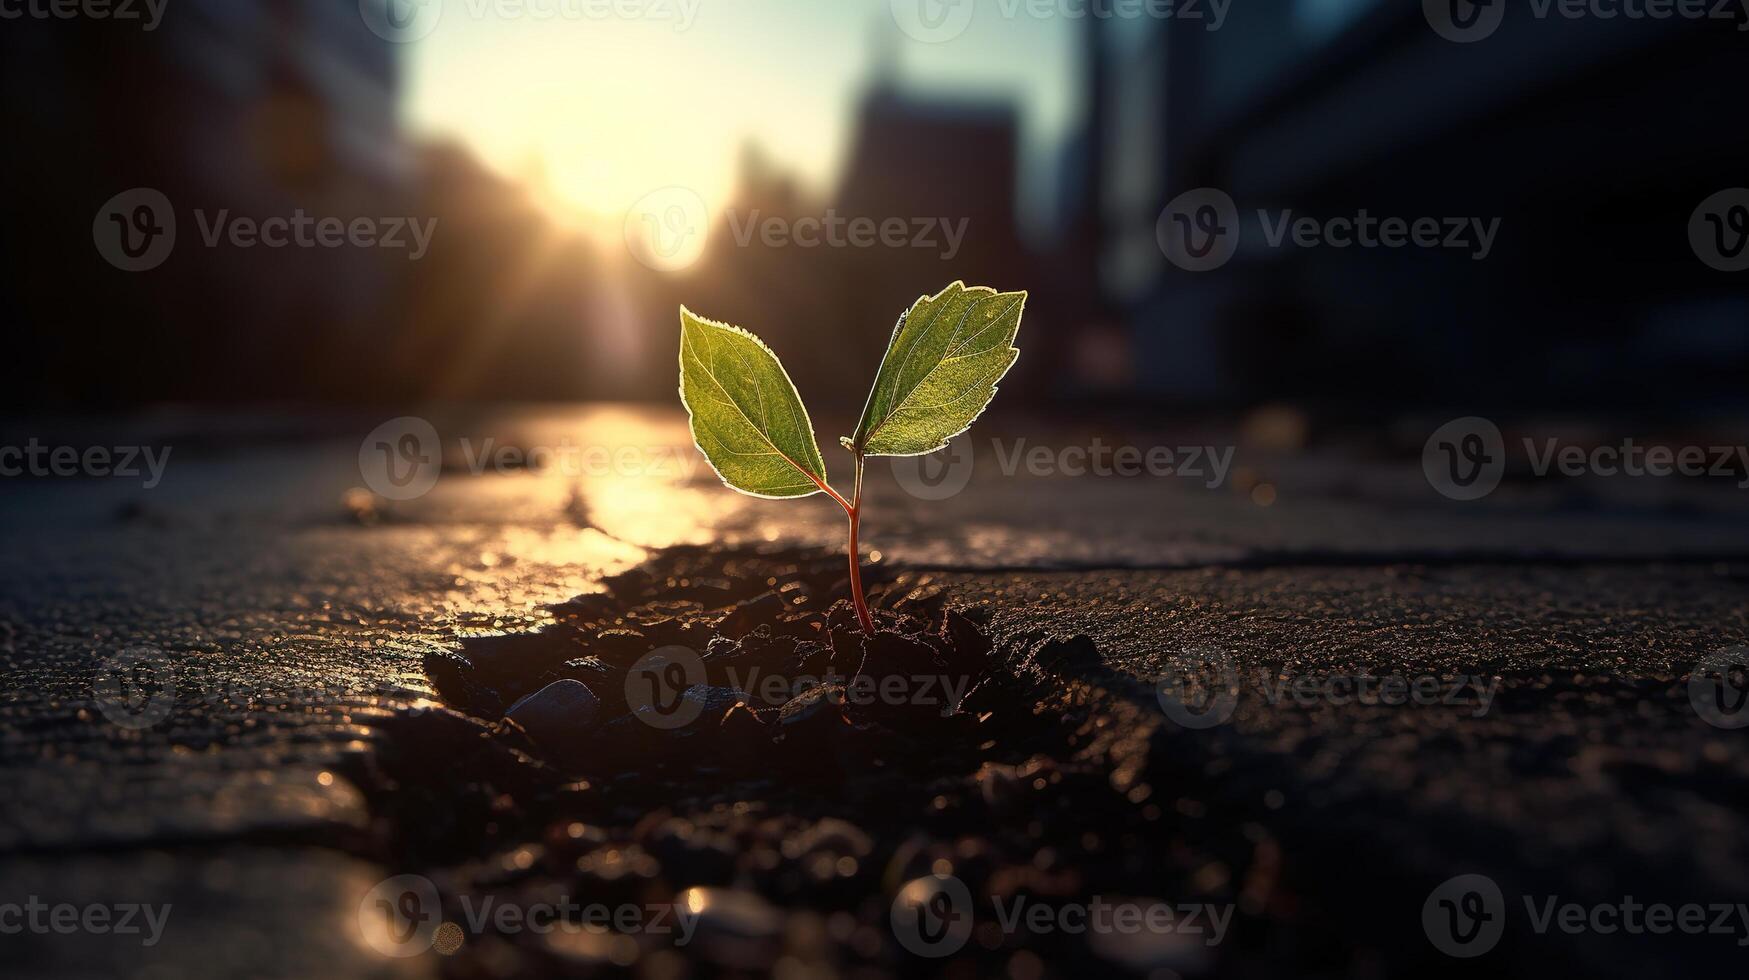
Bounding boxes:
2 405 1746 977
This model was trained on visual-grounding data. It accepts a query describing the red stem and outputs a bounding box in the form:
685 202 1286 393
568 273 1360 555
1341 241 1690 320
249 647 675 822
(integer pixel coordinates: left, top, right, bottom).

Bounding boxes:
846 454 875 634
801 454 875 634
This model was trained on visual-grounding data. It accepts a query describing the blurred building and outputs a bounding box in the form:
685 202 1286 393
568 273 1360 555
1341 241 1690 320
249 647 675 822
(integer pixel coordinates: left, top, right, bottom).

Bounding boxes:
1091 0 1749 413
2 0 420 404
9 1 1743 416
1 0 650 406
836 78 1045 403
639 68 1051 425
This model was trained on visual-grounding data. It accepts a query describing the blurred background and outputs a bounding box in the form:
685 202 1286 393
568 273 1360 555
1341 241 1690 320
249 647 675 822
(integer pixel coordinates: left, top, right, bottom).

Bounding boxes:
5 8 1749 978
5 0 1745 419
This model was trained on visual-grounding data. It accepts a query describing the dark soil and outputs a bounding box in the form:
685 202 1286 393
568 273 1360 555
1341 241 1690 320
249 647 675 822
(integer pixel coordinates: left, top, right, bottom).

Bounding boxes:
344 546 1291 977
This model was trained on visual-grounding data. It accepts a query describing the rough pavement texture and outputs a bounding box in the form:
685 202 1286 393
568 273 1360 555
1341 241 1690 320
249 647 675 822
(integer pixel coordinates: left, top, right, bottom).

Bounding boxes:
949 562 1749 976
1 406 1746 977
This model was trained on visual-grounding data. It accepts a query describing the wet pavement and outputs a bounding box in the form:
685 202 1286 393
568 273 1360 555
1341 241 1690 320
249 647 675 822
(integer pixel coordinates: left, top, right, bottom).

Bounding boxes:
2 405 1747 977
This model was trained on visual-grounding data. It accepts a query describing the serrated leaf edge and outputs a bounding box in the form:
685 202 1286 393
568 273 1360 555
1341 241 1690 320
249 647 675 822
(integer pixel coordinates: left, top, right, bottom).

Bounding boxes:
849 282 1026 458
678 305 829 500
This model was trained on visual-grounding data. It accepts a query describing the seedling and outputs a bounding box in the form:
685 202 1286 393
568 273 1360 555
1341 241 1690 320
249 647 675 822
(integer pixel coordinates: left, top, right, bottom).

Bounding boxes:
679 281 1026 634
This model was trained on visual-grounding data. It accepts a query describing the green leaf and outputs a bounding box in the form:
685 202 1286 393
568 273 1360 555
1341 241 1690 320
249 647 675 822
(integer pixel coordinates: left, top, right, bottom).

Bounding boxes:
847 282 1025 457
678 307 829 499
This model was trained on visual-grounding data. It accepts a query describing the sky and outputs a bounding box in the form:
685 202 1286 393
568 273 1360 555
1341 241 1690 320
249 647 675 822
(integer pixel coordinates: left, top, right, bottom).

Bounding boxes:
403 0 1078 239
